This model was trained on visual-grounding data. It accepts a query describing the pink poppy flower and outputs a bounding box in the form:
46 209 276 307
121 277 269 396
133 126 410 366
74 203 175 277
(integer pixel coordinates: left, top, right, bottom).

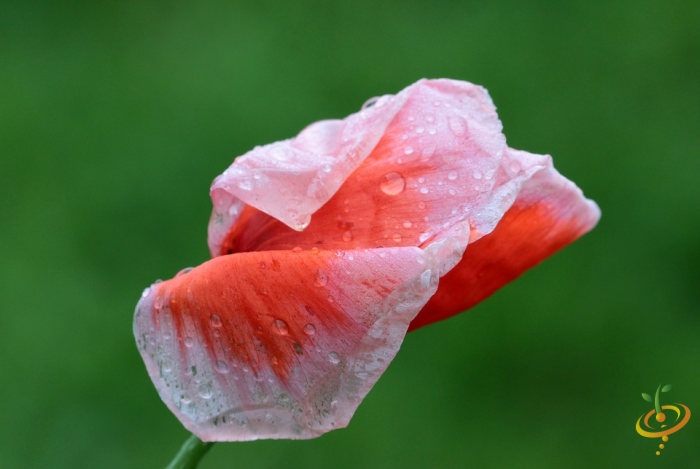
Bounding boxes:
134 79 600 441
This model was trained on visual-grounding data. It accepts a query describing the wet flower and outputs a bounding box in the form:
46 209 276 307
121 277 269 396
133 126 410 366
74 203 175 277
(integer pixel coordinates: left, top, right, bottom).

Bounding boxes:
134 79 600 441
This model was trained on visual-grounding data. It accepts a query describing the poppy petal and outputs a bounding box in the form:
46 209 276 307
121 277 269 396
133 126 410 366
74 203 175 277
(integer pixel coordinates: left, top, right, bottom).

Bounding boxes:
134 247 439 441
408 148 601 331
207 86 412 243
211 79 536 261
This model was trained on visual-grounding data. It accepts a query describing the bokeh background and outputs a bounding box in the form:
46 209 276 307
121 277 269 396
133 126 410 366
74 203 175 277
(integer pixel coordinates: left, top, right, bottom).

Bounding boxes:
2 1 699 467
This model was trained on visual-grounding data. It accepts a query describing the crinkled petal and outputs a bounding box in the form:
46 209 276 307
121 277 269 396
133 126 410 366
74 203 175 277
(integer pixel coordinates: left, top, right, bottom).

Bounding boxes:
208 86 412 240
211 79 538 261
408 148 601 331
134 247 440 441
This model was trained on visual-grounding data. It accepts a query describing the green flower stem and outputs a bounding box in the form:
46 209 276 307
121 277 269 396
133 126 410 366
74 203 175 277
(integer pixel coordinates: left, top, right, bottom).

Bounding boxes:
166 434 215 469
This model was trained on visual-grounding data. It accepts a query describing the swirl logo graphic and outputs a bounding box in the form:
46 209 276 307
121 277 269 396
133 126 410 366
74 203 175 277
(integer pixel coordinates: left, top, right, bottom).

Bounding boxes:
636 384 691 455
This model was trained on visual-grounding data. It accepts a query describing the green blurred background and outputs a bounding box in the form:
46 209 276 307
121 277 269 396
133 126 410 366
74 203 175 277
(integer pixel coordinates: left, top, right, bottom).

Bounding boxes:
1 1 699 467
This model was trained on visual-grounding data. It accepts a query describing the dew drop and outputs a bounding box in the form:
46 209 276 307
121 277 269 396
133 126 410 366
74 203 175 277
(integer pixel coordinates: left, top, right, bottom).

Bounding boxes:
310 247 319 254
184 337 194 348
215 361 230 374
180 396 192 405
392 233 402 242
509 161 521 173
420 145 436 161
328 352 341 364
238 179 253 191
362 96 380 110
314 269 328 287
259 262 266 269
473 169 483 180
448 170 458 181
426 114 435 122
420 187 429 194
404 146 414 155
448 116 467 136
273 319 289 335
418 202 426 209
416 127 425 134
141 287 150 298
292 246 303 253
199 385 213 399
379 172 406 195
419 232 431 243
428 128 437 135
304 324 316 335
210 314 223 328
342 230 353 242
403 221 413 228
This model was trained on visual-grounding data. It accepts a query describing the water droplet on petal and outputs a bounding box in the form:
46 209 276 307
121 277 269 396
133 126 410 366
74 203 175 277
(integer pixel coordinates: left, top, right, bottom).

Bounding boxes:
393 233 402 242
380 172 406 195
420 145 436 161
420 187 429 194
273 319 289 335
403 221 413 228
260 262 266 269
215 361 229 374
362 97 380 110
292 246 303 253
342 230 353 242
184 337 194 348
314 269 328 287
509 161 521 173
328 352 340 364
141 288 151 298
473 169 483 180
416 127 425 134
210 314 223 328
238 179 253 191
448 170 459 180
404 146 414 155
448 116 467 136
426 114 435 122
199 385 213 399
304 324 316 335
